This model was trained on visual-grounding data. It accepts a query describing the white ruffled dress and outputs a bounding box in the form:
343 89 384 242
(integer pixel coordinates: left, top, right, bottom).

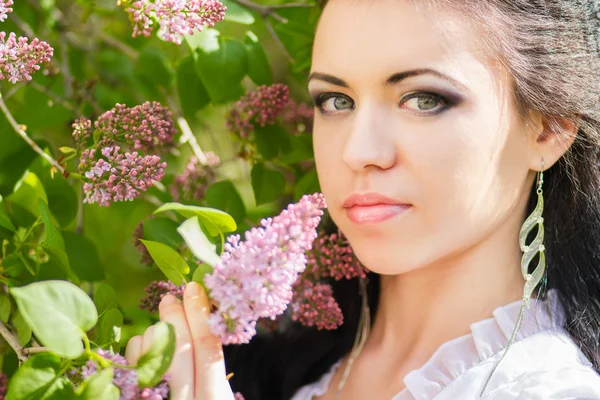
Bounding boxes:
290 290 600 399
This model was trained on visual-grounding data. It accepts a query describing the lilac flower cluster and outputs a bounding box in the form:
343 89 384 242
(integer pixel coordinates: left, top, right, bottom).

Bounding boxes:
291 280 343 330
73 102 175 206
204 193 327 345
139 280 185 313
287 229 367 331
134 221 153 266
0 372 7 400
226 84 291 139
82 349 169 400
169 152 219 202
79 146 166 206
125 0 226 45
282 99 314 135
0 32 53 84
307 230 368 281
0 0 13 22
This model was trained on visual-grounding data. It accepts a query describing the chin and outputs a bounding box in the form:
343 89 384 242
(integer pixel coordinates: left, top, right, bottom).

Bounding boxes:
350 240 424 276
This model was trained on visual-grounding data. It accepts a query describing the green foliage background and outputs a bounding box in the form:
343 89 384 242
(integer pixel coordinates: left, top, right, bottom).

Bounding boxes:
0 0 322 394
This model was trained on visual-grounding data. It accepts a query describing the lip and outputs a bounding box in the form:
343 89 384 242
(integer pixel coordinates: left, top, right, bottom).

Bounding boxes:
343 193 412 224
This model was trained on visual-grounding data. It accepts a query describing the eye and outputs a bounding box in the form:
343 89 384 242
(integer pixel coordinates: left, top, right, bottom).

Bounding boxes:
313 93 355 115
399 92 448 113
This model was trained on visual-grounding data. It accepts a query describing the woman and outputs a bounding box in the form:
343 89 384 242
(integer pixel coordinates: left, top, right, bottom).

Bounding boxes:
125 0 600 399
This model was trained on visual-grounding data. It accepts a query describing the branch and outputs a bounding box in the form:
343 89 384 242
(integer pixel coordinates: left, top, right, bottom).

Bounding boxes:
177 116 209 165
98 31 140 60
232 0 312 62
0 92 67 176
0 321 26 362
22 346 51 355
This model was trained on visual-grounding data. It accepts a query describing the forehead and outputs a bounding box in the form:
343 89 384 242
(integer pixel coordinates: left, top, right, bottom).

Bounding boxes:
312 0 485 82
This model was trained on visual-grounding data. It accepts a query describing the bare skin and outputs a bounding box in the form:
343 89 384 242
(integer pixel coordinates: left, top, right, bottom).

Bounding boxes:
125 0 576 399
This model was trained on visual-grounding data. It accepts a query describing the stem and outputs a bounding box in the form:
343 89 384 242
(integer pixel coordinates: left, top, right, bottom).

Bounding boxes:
22 346 51 355
98 31 139 59
0 321 27 362
177 116 208 165
0 92 66 176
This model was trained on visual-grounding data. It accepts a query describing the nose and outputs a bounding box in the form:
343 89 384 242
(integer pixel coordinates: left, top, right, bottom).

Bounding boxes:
341 102 397 172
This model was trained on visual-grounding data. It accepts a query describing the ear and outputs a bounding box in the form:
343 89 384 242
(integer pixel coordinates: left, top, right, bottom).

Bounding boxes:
526 111 578 171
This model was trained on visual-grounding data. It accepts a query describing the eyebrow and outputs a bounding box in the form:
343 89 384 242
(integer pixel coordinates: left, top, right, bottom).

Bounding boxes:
307 68 468 91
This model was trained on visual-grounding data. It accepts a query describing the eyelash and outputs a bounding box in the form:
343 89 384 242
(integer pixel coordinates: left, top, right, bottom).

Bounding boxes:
311 91 451 116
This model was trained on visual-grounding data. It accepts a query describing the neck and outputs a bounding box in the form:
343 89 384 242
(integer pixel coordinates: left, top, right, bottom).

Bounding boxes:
365 217 525 373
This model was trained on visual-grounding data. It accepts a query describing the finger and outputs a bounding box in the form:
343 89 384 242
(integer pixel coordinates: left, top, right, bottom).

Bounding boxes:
183 282 233 399
124 335 143 365
159 294 195 400
140 324 155 357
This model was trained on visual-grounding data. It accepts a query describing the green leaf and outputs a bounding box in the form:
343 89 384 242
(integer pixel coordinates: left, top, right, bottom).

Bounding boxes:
93 283 118 317
58 147 77 156
177 55 210 118
142 217 185 249
251 163 286 206
154 203 237 235
0 195 15 232
294 169 321 201
177 217 220 267
139 240 190 285
63 232 105 282
97 308 123 351
30 156 78 228
255 123 291 160
136 321 176 388
135 46 174 88
0 292 11 323
270 7 319 73
39 200 78 283
5 353 70 400
192 263 212 287
222 0 255 24
280 133 314 163
244 31 272 86
7 172 48 224
11 308 32 347
205 181 246 223
10 280 98 359
76 367 119 400
194 36 248 104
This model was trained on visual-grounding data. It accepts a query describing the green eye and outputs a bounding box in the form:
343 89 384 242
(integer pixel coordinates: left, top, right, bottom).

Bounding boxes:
332 96 353 110
401 93 446 112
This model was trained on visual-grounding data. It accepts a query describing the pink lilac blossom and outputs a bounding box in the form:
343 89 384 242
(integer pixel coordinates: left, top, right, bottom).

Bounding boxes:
291 280 343 330
80 146 166 206
0 0 13 22
72 117 93 149
226 84 290 139
169 152 219 202
234 393 245 400
81 349 169 400
0 372 7 400
0 32 53 84
307 230 368 281
94 102 177 153
282 99 314 135
140 280 185 313
204 193 327 345
134 221 153 266
126 0 226 45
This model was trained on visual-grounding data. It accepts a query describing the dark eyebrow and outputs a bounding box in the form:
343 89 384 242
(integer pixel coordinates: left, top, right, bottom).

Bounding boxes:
307 68 467 91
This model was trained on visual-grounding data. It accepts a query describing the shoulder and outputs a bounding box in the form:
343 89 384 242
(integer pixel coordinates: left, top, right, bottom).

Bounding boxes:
481 365 600 400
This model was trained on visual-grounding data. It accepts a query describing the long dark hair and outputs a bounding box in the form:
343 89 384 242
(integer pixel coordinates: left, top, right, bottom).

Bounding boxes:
224 1 600 398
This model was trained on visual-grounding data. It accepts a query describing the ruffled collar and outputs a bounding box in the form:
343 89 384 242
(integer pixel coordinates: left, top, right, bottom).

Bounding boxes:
294 289 565 400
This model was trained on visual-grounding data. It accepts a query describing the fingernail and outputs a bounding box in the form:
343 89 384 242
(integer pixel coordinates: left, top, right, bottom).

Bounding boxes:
161 294 179 305
185 281 202 298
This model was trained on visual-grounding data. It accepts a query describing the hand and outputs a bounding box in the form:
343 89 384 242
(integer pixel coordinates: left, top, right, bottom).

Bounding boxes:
125 281 235 400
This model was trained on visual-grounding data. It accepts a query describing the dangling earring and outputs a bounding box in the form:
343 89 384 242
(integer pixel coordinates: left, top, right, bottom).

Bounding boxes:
336 275 371 398
479 160 547 397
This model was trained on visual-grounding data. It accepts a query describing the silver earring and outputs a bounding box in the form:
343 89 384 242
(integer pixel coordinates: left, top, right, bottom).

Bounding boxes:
336 276 371 398
479 160 547 397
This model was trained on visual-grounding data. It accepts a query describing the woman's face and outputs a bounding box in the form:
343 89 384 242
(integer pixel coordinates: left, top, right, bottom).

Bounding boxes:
309 0 538 274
